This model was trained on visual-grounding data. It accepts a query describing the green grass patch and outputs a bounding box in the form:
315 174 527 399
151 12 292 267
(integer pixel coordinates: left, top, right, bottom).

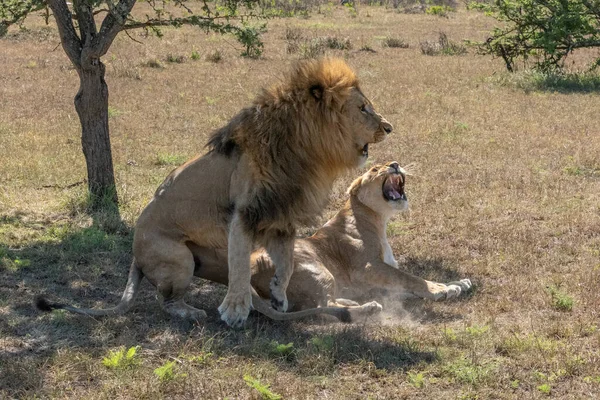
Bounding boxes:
537 383 551 395
102 346 141 370
155 153 187 166
154 361 185 382
444 357 497 386
547 285 574 312
243 375 281 400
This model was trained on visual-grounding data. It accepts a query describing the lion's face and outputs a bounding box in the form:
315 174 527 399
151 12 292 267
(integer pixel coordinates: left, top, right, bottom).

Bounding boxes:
343 88 393 168
348 161 408 215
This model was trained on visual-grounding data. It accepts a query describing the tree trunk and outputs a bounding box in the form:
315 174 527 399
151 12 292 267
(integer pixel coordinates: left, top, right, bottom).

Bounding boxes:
74 60 119 211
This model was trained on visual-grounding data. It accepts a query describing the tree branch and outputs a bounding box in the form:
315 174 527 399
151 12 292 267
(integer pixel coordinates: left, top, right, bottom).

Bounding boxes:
46 0 82 69
72 0 97 44
92 0 137 58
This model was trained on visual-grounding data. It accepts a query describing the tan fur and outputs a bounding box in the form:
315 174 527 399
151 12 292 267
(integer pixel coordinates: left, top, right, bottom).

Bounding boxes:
36 58 393 327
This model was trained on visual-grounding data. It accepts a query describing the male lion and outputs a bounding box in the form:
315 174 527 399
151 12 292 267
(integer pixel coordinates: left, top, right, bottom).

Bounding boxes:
199 161 472 317
36 58 393 327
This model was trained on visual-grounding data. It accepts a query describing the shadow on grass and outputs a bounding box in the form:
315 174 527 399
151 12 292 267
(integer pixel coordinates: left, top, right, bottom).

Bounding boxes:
1 211 466 396
497 70 600 94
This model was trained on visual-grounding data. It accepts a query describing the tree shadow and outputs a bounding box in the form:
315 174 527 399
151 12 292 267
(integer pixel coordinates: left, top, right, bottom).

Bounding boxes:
518 71 600 94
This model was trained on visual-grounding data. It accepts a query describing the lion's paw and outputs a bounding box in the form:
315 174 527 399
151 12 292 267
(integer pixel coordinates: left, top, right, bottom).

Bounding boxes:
269 285 289 313
218 292 252 328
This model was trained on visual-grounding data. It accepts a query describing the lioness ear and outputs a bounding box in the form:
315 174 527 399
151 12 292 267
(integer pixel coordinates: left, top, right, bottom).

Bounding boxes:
310 84 324 100
347 177 363 196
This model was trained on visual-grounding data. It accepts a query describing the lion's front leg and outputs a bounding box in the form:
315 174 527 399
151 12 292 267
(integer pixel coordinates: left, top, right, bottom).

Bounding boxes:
264 231 295 312
219 213 253 328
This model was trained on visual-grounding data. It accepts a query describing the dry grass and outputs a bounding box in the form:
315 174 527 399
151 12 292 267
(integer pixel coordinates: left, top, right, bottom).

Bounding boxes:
1 3 600 399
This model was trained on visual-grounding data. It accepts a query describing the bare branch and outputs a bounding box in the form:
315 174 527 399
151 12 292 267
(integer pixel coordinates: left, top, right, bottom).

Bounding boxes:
72 0 97 43
46 0 82 68
92 0 137 58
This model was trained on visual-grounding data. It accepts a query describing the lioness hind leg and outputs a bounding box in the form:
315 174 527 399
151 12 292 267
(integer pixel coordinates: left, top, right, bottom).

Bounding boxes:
138 239 207 321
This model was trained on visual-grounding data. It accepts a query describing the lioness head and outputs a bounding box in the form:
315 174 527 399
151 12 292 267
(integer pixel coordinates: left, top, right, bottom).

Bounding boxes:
348 161 408 214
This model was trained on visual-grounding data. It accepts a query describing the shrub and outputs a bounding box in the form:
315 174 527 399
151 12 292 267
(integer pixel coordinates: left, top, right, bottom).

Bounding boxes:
420 32 466 56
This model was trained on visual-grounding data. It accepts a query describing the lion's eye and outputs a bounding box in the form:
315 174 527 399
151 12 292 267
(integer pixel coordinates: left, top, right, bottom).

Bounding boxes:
360 104 367 113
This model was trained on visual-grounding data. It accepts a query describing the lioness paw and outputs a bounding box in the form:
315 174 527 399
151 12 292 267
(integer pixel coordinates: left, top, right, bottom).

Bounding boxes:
448 279 472 292
362 301 383 314
444 279 472 300
218 292 252 328
444 284 462 299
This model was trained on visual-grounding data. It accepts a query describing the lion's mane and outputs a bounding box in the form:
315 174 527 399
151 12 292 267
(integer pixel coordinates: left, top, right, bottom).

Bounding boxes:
207 58 361 236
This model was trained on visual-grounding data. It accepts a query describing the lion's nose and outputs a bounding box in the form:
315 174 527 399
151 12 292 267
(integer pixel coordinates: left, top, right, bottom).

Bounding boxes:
382 120 393 134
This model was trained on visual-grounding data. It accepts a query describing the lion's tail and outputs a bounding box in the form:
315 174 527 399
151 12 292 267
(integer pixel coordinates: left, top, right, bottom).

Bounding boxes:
250 289 352 322
35 259 144 317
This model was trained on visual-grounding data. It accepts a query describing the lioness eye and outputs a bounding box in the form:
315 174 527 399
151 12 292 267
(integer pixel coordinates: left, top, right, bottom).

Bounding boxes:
360 104 367 113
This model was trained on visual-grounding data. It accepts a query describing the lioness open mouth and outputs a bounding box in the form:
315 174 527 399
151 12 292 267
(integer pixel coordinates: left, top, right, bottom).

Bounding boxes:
382 174 406 202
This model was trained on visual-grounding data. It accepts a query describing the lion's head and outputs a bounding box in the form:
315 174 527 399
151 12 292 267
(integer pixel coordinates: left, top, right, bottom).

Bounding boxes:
348 161 408 215
261 57 393 171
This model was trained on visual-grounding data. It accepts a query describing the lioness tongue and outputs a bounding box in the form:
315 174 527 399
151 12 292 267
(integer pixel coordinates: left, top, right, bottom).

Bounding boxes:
386 188 402 200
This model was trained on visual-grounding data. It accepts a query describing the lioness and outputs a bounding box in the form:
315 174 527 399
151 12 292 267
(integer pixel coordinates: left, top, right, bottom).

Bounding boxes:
36 58 393 327
199 161 472 315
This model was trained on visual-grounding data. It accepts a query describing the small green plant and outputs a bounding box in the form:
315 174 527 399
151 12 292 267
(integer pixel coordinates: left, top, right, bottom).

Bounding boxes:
547 285 574 311
510 379 520 389
235 23 266 59
310 335 334 352
300 38 326 59
425 5 454 17
102 346 141 370
420 32 467 56
382 36 409 48
154 361 177 382
584 376 600 384
442 327 458 342
107 105 123 118
166 53 186 63
465 325 490 337
344 1 358 18
269 341 295 358
243 375 282 400
143 58 164 69
190 49 201 60
205 49 222 63
323 36 352 50
407 371 425 388
187 351 213 365
155 153 187 166
359 43 376 53
444 357 496 386
537 383 551 395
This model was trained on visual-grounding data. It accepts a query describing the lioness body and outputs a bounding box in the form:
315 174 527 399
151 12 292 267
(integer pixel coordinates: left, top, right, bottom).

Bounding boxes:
198 162 472 314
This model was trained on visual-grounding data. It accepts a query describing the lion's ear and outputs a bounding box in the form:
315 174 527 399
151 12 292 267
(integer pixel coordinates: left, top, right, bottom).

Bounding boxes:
310 84 324 100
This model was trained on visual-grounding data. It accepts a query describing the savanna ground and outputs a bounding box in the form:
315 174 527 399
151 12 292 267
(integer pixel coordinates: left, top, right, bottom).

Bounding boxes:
1 2 600 399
